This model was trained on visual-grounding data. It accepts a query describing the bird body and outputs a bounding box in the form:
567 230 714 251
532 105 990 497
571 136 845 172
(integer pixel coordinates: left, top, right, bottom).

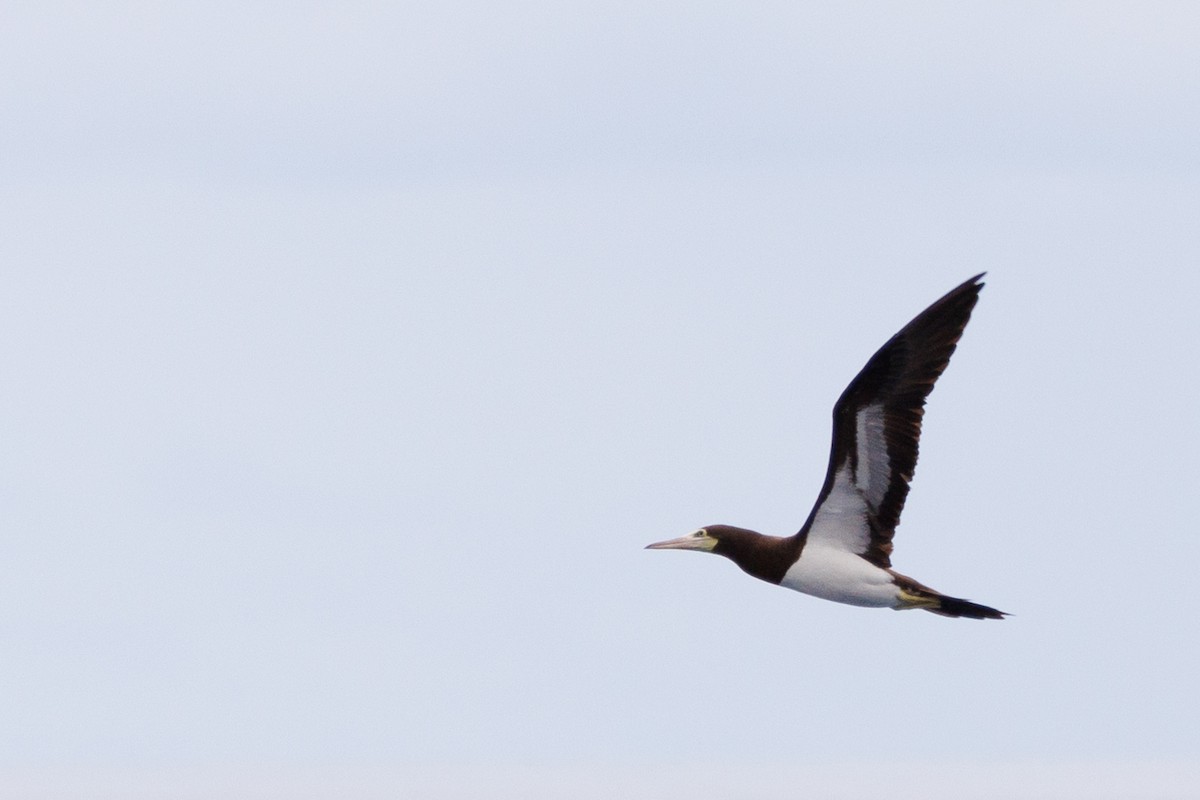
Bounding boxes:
781 543 900 608
646 275 1006 620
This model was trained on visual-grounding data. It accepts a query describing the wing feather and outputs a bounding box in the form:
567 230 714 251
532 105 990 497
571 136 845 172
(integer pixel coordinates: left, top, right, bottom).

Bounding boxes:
797 274 984 568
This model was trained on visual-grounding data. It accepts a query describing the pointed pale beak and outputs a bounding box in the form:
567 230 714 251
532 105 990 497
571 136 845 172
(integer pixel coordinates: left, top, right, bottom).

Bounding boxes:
645 532 717 552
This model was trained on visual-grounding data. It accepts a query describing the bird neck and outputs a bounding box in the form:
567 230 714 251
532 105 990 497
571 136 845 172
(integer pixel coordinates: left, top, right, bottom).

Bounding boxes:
710 526 802 585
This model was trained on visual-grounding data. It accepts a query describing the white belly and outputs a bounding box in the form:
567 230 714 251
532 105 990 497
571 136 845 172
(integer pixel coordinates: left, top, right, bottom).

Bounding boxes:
780 546 901 608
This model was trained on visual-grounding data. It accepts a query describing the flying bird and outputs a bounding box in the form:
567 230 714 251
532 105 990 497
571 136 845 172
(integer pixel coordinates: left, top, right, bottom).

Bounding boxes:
646 274 1005 619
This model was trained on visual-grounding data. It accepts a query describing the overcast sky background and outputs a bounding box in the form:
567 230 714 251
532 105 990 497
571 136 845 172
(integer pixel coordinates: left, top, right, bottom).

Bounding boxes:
3 3 1200 798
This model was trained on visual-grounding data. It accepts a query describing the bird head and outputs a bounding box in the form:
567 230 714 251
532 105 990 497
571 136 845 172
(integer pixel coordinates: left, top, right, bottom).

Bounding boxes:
646 525 798 585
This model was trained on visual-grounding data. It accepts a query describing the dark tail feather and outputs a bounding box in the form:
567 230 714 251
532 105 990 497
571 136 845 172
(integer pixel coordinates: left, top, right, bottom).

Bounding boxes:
927 594 1008 620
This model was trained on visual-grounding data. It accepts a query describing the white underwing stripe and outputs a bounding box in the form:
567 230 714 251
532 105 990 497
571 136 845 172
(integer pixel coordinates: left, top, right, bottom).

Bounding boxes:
807 465 872 555
854 403 890 511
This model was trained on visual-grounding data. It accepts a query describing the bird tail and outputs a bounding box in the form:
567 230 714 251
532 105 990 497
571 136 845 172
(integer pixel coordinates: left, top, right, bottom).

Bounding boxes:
924 593 1007 620
892 572 1007 619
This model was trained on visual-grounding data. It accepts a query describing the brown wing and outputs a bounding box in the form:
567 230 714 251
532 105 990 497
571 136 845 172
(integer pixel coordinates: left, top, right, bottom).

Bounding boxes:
797 274 984 568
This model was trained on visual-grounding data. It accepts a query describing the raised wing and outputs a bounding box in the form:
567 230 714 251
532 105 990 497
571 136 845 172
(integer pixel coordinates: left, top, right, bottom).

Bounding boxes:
797 274 984 568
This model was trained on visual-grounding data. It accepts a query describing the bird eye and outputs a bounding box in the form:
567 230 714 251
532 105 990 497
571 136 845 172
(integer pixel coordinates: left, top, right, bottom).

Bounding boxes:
694 529 707 537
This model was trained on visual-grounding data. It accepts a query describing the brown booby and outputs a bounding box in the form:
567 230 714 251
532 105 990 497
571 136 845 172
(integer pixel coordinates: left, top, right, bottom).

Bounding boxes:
647 274 1005 619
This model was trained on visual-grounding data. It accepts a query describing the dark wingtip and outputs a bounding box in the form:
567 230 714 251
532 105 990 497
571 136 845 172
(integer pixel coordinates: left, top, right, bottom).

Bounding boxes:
947 272 986 301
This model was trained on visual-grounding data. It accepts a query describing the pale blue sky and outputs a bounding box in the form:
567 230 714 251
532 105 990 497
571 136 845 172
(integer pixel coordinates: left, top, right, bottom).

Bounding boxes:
3 3 1199 798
